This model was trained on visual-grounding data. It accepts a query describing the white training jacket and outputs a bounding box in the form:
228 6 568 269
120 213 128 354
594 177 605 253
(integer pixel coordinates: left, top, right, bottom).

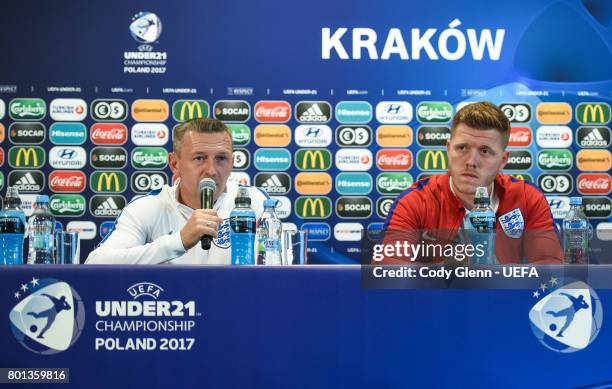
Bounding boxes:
85 180 268 265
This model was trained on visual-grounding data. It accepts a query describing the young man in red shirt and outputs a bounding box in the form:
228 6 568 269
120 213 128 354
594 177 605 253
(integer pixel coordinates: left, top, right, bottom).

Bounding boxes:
382 101 563 264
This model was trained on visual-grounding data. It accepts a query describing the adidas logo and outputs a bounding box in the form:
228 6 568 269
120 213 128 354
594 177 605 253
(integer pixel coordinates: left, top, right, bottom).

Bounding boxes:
94 197 121 217
14 172 41 191
299 104 328 122
580 128 608 147
260 175 287 193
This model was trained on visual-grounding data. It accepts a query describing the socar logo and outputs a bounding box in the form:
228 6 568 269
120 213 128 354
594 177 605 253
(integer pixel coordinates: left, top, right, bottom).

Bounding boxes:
529 280 602 353
9 277 85 354
129 12 162 44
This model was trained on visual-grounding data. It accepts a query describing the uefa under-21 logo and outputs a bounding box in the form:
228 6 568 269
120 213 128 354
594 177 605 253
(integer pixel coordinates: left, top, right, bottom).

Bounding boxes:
129 12 162 44
529 280 602 353
9 277 85 354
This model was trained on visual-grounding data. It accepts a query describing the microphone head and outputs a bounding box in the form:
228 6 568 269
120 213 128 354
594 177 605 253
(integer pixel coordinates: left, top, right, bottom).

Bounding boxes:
199 178 216 192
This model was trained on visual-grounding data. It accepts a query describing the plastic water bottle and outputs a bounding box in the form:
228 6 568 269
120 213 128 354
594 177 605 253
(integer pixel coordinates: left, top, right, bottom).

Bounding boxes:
229 187 256 265
466 186 497 264
256 199 282 265
0 187 27 264
563 197 590 264
27 195 56 264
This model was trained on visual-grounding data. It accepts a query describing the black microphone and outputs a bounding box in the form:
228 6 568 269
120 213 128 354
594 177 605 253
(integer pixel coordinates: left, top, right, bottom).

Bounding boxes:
199 178 216 250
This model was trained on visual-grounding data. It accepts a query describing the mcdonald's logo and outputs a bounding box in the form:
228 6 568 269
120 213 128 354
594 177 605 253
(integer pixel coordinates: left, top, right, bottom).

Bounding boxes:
295 149 332 170
8 146 45 168
90 171 127 193
576 103 611 125
172 100 209 122
416 149 448 170
295 196 331 218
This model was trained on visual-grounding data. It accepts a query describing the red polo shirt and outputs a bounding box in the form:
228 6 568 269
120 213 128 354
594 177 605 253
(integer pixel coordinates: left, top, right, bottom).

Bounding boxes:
383 173 563 263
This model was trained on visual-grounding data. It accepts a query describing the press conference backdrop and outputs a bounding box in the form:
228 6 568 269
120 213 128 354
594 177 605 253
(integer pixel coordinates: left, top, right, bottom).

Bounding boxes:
0 0 611 263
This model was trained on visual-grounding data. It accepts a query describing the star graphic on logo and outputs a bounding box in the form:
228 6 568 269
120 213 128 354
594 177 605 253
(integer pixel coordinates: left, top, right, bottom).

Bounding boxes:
539 283 547 292
20 283 29 292
14 292 20 299
533 290 540 298
549 277 558 286
30 277 39 287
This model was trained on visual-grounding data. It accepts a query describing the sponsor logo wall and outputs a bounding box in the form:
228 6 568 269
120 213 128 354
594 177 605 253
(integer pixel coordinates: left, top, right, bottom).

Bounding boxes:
1 95 610 263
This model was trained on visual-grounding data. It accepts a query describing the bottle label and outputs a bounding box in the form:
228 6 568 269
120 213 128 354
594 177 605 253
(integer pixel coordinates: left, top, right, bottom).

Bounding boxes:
229 216 256 233
468 214 496 233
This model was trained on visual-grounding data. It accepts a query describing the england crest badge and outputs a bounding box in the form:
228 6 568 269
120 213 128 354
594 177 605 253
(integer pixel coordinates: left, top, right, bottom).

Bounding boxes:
499 208 524 238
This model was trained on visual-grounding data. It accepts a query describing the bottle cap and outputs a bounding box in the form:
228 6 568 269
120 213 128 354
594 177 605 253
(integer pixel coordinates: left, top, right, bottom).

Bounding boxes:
570 197 582 206
235 187 251 206
473 186 490 206
36 195 49 203
263 199 278 208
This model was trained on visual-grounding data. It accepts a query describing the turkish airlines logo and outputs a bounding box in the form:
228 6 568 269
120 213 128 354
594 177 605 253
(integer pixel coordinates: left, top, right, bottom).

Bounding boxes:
91 123 128 145
254 101 291 123
508 126 532 147
50 98 87 121
577 173 611 195
376 150 413 170
536 126 573 148
49 171 86 193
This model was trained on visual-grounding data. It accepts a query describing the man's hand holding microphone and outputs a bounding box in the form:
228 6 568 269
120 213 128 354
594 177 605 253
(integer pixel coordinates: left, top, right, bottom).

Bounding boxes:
180 178 222 250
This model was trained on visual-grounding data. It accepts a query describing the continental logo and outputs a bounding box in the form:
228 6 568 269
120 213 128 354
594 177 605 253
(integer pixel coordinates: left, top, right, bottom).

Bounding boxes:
90 171 127 193
416 149 447 170
294 173 332 195
375 125 412 147
576 150 612 172
228 124 250 146
8 146 45 168
576 103 611 125
0 123 4 143
295 149 332 171
295 196 332 219
254 125 291 147
131 99 169 122
535 102 572 124
172 100 209 122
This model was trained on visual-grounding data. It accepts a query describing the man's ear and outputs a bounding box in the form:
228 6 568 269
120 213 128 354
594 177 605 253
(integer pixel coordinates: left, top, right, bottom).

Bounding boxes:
168 151 180 177
500 150 509 170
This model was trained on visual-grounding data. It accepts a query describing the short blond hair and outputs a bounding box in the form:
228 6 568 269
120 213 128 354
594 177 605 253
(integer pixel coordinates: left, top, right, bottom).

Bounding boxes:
173 118 233 155
451 101 511 148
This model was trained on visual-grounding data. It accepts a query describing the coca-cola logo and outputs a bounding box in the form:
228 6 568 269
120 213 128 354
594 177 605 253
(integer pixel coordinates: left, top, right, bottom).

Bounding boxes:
49 171 86 193
577 173 612 195
508 126 532 147
90 123 128 145
376 150 413 170
254 101 291 123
